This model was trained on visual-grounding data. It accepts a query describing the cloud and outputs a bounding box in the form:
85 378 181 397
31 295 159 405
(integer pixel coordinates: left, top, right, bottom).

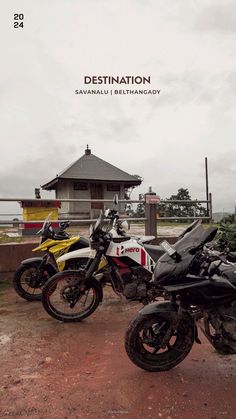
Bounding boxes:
0 136 77 196
1 0 236 215
193 1 236 34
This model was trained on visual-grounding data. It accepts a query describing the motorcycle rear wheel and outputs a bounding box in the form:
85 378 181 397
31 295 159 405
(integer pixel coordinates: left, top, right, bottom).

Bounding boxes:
125 312 194 372
42 271 101 322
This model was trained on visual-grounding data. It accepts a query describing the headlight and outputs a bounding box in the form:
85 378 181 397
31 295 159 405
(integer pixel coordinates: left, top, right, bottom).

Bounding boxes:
121 221 129 231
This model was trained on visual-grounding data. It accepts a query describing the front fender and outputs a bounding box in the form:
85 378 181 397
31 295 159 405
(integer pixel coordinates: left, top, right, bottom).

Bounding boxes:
139 301 196 339
139 301 178 316
20 258 57 276
21 257 44 266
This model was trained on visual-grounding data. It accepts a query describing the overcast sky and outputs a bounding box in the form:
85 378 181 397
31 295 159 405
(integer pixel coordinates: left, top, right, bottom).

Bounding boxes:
1 0 236 215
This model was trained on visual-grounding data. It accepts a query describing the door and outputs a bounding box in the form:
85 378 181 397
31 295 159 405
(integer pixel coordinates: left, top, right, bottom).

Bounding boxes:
90 184 103 210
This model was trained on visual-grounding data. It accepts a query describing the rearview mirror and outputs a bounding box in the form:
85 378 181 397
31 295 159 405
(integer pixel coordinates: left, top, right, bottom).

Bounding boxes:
113 194 119 205
104 209 110 217
160 240 177 257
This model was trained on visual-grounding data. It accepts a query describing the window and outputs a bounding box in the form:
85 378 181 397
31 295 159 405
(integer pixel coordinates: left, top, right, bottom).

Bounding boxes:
73 182 88 190
107 183 120 191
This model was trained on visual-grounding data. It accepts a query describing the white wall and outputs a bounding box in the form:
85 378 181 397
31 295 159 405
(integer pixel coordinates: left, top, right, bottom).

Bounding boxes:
56 182 70 218
56 181 129 219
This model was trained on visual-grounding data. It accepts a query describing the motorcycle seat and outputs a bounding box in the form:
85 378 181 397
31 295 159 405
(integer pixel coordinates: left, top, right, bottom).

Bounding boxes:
143 244 165 262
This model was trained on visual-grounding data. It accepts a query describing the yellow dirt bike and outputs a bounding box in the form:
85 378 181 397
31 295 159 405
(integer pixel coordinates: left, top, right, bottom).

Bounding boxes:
13 215 90 301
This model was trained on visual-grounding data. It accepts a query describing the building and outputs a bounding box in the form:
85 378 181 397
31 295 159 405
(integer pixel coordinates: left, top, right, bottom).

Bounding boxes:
41 146 142 219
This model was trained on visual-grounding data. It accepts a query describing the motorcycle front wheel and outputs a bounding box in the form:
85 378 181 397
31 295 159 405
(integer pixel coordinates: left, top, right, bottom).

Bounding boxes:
42 271 102 322
125 312 194 372
13 264 52 301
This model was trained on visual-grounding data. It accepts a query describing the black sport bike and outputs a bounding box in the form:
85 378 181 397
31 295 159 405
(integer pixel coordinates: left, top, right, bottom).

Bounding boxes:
125 221 236 372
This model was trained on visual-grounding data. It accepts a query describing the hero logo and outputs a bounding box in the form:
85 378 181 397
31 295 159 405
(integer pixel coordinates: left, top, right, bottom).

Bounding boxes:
125 248 140 253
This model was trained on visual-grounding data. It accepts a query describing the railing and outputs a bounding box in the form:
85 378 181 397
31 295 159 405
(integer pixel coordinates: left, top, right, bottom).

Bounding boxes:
0 194 212 236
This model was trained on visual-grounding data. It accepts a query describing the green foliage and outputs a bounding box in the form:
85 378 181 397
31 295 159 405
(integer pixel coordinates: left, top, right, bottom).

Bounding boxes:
125 193 145 218
220 214 235 223
0 234 24 244
124 202 134 217
0 281 12 293
135 193 145 217
129 188 207 220
158 188 207 220
217 223 236 251
124 187 138 217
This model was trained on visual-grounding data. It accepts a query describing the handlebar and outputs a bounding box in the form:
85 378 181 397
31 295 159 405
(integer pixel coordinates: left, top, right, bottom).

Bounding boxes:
36 219 70 239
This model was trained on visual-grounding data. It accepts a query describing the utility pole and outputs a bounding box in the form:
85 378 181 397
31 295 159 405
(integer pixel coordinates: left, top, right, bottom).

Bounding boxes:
205 157 209 216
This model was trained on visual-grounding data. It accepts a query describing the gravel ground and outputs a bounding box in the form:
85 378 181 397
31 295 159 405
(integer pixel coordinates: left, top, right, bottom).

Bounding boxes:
0 224 186 244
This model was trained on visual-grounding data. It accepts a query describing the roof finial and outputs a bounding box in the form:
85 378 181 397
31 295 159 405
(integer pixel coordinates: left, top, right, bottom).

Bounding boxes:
85 145 91 155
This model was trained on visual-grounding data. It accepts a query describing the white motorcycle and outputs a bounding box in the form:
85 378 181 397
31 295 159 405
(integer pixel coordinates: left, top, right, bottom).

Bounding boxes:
42 197 168 322
41 196 198 322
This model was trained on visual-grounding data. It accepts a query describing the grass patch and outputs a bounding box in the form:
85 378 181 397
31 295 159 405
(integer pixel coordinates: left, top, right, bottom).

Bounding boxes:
0 281 12 293
0 235 24 244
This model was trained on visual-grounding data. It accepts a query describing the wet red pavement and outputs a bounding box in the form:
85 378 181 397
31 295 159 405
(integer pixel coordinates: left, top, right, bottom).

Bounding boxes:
0 287 236 419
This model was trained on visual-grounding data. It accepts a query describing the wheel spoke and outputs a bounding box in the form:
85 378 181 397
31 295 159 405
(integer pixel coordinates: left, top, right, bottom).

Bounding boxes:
139 317 176 355
152 345 161 354
166 342 172 350
81 291 89 307
45 275 97 319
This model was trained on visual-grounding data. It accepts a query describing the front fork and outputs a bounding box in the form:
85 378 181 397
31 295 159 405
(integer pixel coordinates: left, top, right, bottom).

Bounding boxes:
40 254 49 267
67 249 104 307
36 254 56 286
76 247 105 292
29 255 49 287
85 247 104 280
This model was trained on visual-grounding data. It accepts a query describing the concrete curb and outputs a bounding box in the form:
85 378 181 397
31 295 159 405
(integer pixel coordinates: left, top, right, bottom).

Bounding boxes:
0 237 178 281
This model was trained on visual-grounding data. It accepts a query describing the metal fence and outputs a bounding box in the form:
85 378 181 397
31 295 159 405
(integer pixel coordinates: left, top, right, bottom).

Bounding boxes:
0 195 212 236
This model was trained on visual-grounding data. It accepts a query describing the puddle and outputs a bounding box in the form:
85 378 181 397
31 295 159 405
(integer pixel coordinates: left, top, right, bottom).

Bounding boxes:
0 334 11 345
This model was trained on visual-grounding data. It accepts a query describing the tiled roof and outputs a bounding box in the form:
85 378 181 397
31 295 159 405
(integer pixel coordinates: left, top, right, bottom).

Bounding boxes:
42 148 142 190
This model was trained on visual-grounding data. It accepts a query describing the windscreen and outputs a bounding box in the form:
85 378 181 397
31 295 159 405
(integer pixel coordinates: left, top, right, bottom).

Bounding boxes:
42 212 52 230
92 210 104 235
36 212 52 236
154 224 217 285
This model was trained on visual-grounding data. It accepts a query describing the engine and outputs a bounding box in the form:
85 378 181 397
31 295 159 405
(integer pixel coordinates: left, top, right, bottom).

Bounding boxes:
117 267 152 299
207 301 236 354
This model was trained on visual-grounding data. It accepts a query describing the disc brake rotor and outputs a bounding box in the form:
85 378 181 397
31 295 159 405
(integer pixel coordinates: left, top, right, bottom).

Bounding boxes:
60 284 82 303
25 272 39 288
142 320 170 348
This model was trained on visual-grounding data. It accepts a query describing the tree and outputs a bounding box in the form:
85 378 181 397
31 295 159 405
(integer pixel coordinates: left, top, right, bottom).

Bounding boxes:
220 214 234 223
217 222 236 250
158 188 207 220
125 175 144 217
131 187 207 220
124 188 135 217
135 194 145 217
